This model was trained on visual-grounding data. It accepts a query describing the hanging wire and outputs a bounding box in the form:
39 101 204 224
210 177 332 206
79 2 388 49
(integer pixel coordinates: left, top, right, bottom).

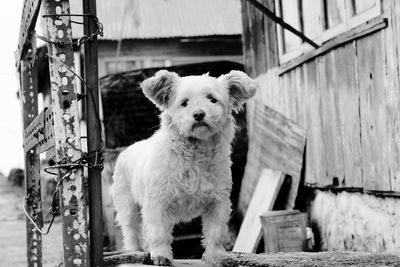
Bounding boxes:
22 167 77 235
34 14 103 50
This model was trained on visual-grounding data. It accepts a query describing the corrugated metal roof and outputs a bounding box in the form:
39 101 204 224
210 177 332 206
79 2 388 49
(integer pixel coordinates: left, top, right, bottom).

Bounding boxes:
70 0 242 40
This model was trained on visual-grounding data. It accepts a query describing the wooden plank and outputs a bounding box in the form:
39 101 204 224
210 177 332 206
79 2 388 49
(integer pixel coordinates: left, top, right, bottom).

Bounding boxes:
334 44 363 188
318 52 345 186
113 260 210 267
241 0 256 76
239 102 306 213
42 0 89 266
103 251 150 267
261 0 279 70
104 251 400 267
251 0 267 75
15 0 42 68
303 60 326 186
294 66 306 128
233 169 285 253
280 69 293 120
384 0 400 192
19 36 43 267
356 32 391 191
277 16 387 75
241 0 279 77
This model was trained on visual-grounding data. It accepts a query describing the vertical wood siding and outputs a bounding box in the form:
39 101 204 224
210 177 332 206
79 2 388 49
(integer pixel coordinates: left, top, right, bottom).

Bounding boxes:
242 0 400 200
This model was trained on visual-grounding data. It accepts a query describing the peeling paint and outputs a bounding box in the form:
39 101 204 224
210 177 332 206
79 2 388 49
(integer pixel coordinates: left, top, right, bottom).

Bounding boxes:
42 0 89 265
63 113 71 120
73 258 82 265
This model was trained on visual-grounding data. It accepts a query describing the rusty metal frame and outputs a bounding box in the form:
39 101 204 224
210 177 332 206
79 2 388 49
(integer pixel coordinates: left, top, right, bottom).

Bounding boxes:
15 0 42 69
19 34 43 267
24 106 55 153
16 0 95 266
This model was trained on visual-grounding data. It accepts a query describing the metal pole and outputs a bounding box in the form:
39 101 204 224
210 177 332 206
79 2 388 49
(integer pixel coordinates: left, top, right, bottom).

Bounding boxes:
82 0 104 266
246 0 320 49
43 1 90 265
19 37 43 267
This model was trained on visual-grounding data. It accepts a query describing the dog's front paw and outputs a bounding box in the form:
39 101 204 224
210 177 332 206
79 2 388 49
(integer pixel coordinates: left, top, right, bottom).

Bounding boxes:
202 248 226 267
151 255 172 266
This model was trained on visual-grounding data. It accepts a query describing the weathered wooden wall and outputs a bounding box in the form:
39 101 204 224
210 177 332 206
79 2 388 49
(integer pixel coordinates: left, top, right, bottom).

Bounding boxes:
240 0 400 214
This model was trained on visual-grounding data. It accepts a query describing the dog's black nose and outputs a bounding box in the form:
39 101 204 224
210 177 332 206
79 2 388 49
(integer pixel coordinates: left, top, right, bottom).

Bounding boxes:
193 110 206 121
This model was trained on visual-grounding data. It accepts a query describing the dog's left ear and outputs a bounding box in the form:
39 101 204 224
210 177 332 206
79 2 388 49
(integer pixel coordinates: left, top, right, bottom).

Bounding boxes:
141 70 179 110
218 70 257 112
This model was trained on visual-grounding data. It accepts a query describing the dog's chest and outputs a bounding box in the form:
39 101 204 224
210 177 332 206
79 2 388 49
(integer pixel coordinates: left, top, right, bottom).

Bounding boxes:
174 147 222 192
163 148 226 219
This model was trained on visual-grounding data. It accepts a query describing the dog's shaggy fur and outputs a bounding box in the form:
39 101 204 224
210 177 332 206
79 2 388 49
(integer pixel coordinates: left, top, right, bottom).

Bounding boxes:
110 70 257 266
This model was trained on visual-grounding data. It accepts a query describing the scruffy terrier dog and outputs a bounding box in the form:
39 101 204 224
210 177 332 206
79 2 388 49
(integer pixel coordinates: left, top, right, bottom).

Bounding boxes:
110 69 257 266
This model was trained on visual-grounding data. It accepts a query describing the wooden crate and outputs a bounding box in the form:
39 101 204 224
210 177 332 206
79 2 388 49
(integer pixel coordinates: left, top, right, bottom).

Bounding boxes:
260 210 308 253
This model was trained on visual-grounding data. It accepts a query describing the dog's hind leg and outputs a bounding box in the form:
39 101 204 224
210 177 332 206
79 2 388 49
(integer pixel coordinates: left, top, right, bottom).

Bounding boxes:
110 170 142 251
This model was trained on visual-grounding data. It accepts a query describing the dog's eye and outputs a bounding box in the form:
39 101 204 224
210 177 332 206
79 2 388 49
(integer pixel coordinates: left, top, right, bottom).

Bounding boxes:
208 95 218 104
181 100 188 107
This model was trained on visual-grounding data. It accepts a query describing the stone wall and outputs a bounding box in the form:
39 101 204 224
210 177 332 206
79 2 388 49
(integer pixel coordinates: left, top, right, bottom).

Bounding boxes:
309 191 400 252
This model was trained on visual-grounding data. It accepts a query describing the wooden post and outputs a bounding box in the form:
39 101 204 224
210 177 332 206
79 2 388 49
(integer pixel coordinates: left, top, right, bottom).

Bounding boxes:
42 0 89 266
82 0 104 266
19 36 43 267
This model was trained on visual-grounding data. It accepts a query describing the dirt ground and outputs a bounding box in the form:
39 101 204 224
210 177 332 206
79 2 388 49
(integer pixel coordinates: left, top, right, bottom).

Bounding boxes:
0 176 63 267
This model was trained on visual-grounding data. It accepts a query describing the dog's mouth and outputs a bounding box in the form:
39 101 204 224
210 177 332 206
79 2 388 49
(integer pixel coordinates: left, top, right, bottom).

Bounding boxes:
191 121 212 131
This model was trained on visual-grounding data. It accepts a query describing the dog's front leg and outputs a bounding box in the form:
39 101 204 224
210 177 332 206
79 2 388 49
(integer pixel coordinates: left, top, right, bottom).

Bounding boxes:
142 203 174 266
201 198 231 266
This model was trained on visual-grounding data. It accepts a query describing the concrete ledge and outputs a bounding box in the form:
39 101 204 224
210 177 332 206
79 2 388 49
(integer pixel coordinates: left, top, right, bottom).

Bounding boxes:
104 251 400 267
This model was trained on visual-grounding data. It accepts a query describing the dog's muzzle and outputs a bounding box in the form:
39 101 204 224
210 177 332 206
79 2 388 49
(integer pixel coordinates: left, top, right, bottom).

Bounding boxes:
191 121 211 131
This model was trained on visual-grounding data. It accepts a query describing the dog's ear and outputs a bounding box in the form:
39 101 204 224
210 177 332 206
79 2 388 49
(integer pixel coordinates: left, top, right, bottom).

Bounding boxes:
141 70 179 110
218 70 257 112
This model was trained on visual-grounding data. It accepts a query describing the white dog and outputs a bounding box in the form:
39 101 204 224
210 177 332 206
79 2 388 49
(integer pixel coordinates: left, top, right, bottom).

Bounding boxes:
110 69 257 266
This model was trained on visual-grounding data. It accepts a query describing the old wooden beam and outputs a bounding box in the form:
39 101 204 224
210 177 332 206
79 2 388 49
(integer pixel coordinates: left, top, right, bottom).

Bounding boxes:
16 0 42 69
102 251 400 267
222 251 400 267
240 103 306 214
42 0 89 266
19 35 43 267
82 0 104 266
103 251 151 267
277 16 387 75
233 169 285 253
